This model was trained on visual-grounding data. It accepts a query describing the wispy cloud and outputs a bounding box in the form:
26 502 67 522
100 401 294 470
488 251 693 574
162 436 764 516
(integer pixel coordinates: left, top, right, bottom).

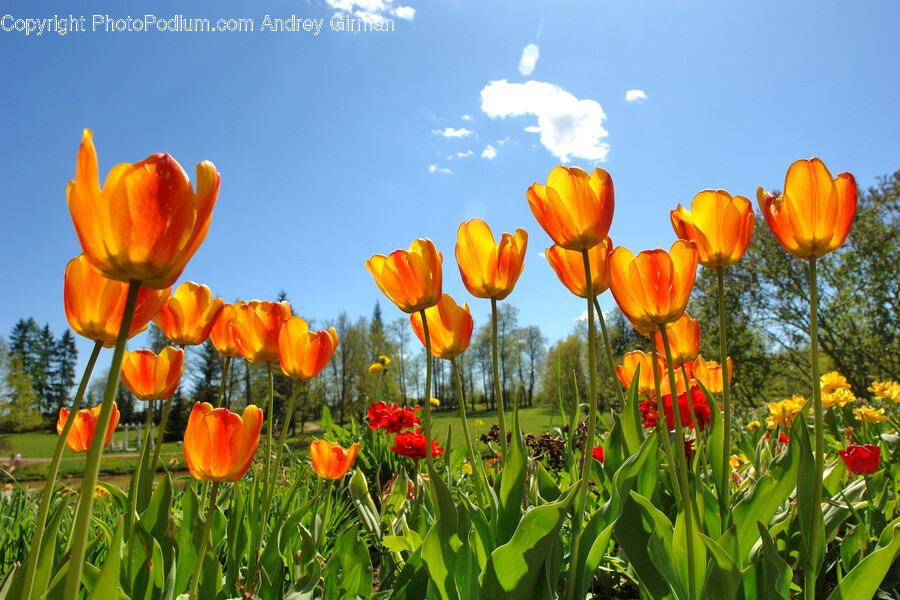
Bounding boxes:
481 144 497 159
325 0 415 22
456 150 474 158
480 79 609 163
433 127 473 138
461 114 474 122
428 164 452 174
625 89 647 102
518 44 540 76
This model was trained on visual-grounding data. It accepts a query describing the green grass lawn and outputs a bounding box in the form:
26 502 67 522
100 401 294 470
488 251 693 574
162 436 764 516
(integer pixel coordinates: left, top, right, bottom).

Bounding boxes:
0 431 183 460
428 404 558 449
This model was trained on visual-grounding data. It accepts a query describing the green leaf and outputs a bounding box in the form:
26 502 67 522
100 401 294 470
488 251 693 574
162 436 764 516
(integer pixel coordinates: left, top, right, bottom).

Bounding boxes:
756 523 792 600
620 366 645 454
631 491 685 600
479 485 577 599
388 546 429 600
494 403 526 547
792 418 825 581
324 525 373 600
827 519 900 600
86 517 124 600
731 427 800 566
420 462 462 600
350 468 382 538
699 533 740 600
381 467 411 535
535 462 561 503
702 379 726 520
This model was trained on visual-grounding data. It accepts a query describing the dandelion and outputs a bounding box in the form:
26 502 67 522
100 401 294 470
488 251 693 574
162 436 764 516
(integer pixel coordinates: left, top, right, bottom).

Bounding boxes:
379 355 391 365
747 420 761 430
369 363 385 375
430 397 441 407
473 418 484 428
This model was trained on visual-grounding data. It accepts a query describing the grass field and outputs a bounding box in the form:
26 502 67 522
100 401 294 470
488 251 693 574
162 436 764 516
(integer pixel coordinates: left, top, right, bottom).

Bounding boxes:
0 431 183 460
428 404 558 449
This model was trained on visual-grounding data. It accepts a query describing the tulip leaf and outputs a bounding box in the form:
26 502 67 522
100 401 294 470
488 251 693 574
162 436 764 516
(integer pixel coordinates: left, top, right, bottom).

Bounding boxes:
701 379 726 520
620 365 645 454
756 522 792 599
699 533 741 600
495 403 527 547
535 462 561 502
631 491 685 600
226 480 250 595
464 495 493 571
85 517 124 600
827 518 900 600
388 545 429 600
478 484 577 599
324 525 373 600
420 462 462 600
172 483 201 593
792 417 825 581
731 426 800 564
350 468 382 538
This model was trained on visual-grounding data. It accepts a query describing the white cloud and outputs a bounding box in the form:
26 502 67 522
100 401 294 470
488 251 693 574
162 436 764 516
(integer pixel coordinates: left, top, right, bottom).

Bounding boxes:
518 44 540 76
480 79 609 163
429 164 452 175
625 89 647 102
325 0 414 22
461 114 474 122
575 311 588 322
481 145 497 159
456 150 474 158
433 127 472 138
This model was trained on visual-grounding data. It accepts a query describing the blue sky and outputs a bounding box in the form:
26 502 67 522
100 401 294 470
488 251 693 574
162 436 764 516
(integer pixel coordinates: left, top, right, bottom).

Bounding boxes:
1 0 898 381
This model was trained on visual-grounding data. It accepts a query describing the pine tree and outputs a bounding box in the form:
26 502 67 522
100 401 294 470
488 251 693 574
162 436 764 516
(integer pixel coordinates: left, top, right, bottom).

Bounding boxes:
52 330 78 412
194 339 223 406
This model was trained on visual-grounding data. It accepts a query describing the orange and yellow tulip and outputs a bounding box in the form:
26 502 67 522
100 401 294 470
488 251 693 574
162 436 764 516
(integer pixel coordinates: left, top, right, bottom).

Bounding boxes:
692 355 732 395
366 239 442 314
757 158 857 260
455 219 527 300
57 402 120 453
64 255 170 347
121 347 185 401
653 312 700 365
545 237 613 298
617 350 666 398
209 302 247 359
526 166 615 251
309 439 359 480
67 130 220 289
183 402 263 482
608 240 699 333
671 190 755 269
151 281 224 347
278 317 339 380
229 300 292 363
410 294 473 359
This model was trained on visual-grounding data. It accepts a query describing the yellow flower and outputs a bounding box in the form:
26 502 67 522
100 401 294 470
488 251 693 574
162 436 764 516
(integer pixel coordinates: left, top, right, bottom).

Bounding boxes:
822 388 855 410
869 380 900 403
93 485 112 500
730 453 748 471
461 463 473 475
820 371 851 395
747 420 761 430
379 355 391 365
473 418 484 428
369 363 385 375
430 397 441 407
853 405 887 424
766 395 806 429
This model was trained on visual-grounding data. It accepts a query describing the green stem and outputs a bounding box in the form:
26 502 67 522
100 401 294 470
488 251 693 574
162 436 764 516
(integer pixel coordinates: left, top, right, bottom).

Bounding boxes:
149 393 173 476
256 362 276 557
651 344 682 504
264 381 301 517
63 280 141 600
717 267 733 525
319 479 335 552
490 298 508 458
566 249 600 600
22 340 102 600
593 297 626 409
451 357 486 506
806 257 825 599
660 325 696 600
189 480 220 600
215 356 231 408
126 399 155 584
420 310 435 473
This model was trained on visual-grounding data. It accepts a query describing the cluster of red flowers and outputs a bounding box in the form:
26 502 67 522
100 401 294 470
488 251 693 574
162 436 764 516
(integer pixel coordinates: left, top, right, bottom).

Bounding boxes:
640 387 712 432
367 401 421 434
390 428 445 460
